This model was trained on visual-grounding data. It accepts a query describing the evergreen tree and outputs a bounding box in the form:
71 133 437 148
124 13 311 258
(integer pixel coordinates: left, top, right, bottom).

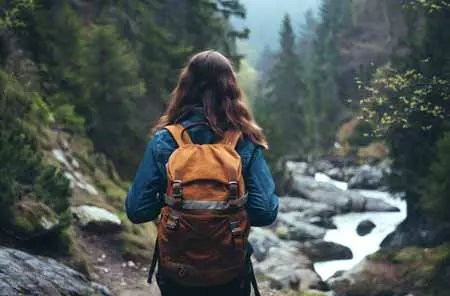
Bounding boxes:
264 14 306 156
307 0 352 153
81 25 145 178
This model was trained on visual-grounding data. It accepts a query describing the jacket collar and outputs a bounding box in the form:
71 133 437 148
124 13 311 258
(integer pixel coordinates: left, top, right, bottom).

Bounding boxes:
181 107 206 124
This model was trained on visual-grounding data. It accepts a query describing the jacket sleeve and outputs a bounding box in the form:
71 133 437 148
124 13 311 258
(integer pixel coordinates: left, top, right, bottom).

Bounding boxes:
125 134 166 224
245 147 279 227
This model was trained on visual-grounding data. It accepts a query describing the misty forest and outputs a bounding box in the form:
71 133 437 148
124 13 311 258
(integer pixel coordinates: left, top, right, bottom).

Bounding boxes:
1 0 450 295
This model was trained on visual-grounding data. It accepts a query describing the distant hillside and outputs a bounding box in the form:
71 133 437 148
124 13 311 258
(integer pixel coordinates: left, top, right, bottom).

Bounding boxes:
234 0 320 65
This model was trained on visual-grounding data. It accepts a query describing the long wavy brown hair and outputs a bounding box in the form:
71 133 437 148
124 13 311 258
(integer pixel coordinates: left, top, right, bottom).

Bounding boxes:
153 50 268 149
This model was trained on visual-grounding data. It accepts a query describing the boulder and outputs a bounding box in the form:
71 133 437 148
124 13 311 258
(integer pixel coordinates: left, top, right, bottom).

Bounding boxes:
71 205 122 233
325 168 345 182
0 247 111 296
300 240 353 262
278 197 337 217
248 227 284 262
314 160 335 173
356 220 376 236
364 197 400 212
276 212 327 241
286 161 308 176
291 175 400 213
7 199 61 240
306 216 337 230
348 165 384 190
253 246 323 291
291 176 352 212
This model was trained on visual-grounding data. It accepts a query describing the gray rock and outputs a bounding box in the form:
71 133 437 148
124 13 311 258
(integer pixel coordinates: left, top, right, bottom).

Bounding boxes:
253 246 322 291
356 220 376 236
326 168 345 182
286 161 308 176
278 197 337 217
364 197 400 212
291 176 352 212
291 175 399 213
314 160 335 173
248 227 284 262
300 240 353 262
0 247 111 296
276 212 327 241
71 205 122 233
306 216 338 230
348 165 384 190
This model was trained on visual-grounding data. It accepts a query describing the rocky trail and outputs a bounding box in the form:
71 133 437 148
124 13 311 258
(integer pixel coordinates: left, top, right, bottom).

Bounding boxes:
77 227 285 296
75 228 160 296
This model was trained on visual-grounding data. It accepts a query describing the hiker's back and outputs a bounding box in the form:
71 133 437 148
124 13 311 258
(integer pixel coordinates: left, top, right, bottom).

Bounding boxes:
157 123 250 286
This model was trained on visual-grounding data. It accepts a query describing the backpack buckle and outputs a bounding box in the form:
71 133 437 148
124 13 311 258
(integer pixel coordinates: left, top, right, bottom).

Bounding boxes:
172 180 183 198
228 181 238 200
229 220 241 237
167 214 180 230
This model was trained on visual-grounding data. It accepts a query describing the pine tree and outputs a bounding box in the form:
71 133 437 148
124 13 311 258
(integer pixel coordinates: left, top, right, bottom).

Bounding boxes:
81 25 145 177
265 14 306 155
307 0 352 153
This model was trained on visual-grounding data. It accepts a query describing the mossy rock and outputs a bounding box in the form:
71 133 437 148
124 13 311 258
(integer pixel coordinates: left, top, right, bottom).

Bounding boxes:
329 244 450 296
7 199 61 240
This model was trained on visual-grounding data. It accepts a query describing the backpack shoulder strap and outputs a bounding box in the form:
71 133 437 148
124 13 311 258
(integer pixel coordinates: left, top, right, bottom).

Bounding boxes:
219 130 242 147
165 124 193 147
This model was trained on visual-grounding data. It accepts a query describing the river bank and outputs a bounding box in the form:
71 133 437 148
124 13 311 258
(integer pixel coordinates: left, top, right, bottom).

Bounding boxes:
249 159 406 293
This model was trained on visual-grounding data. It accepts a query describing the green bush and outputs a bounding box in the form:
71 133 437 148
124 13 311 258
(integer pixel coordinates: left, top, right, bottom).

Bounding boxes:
421 132 450 220
0 71 71 223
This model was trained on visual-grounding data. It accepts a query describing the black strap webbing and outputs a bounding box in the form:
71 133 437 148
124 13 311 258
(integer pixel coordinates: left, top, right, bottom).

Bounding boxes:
147 238 159 284
249 259 261 296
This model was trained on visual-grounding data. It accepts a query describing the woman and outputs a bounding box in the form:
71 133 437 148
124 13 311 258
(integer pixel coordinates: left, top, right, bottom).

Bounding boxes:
126 50 279 296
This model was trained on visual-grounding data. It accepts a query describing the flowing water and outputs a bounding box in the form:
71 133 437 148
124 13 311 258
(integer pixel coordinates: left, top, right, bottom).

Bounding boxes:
313 173 407 281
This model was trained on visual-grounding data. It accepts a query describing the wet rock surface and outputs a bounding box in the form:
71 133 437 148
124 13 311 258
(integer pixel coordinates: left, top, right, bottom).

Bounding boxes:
356 220 376 236
0 247 111 296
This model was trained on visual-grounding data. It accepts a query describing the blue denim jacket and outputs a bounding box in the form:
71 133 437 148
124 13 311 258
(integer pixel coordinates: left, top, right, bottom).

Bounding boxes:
125 109 279 231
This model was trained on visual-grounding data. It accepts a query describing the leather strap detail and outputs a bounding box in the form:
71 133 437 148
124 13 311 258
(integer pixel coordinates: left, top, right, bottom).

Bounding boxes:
165 124 193 146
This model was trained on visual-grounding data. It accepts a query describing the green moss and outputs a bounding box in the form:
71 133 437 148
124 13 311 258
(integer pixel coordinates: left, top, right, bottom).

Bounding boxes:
362 244 450 296
13 215 35 233
93 178 126 211
297 292 327 296
393 247 425 263
116 219 157 262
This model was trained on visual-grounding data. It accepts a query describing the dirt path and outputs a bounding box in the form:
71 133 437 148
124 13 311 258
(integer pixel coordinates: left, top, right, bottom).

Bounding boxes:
76 228 284 296
75 228 160 296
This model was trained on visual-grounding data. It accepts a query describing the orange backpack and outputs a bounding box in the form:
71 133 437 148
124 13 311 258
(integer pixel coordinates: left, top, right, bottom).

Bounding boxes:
149 123 251 287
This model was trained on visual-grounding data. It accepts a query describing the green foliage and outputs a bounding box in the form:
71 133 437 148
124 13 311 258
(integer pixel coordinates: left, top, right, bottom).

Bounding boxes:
421 132 450 220
359 65 450 135
0 0 34 30
358 3 450 220
404 0 450 12
0 70 71 224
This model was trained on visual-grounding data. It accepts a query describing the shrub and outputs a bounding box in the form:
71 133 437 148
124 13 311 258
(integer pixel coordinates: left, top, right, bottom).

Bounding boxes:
0 70 71 226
